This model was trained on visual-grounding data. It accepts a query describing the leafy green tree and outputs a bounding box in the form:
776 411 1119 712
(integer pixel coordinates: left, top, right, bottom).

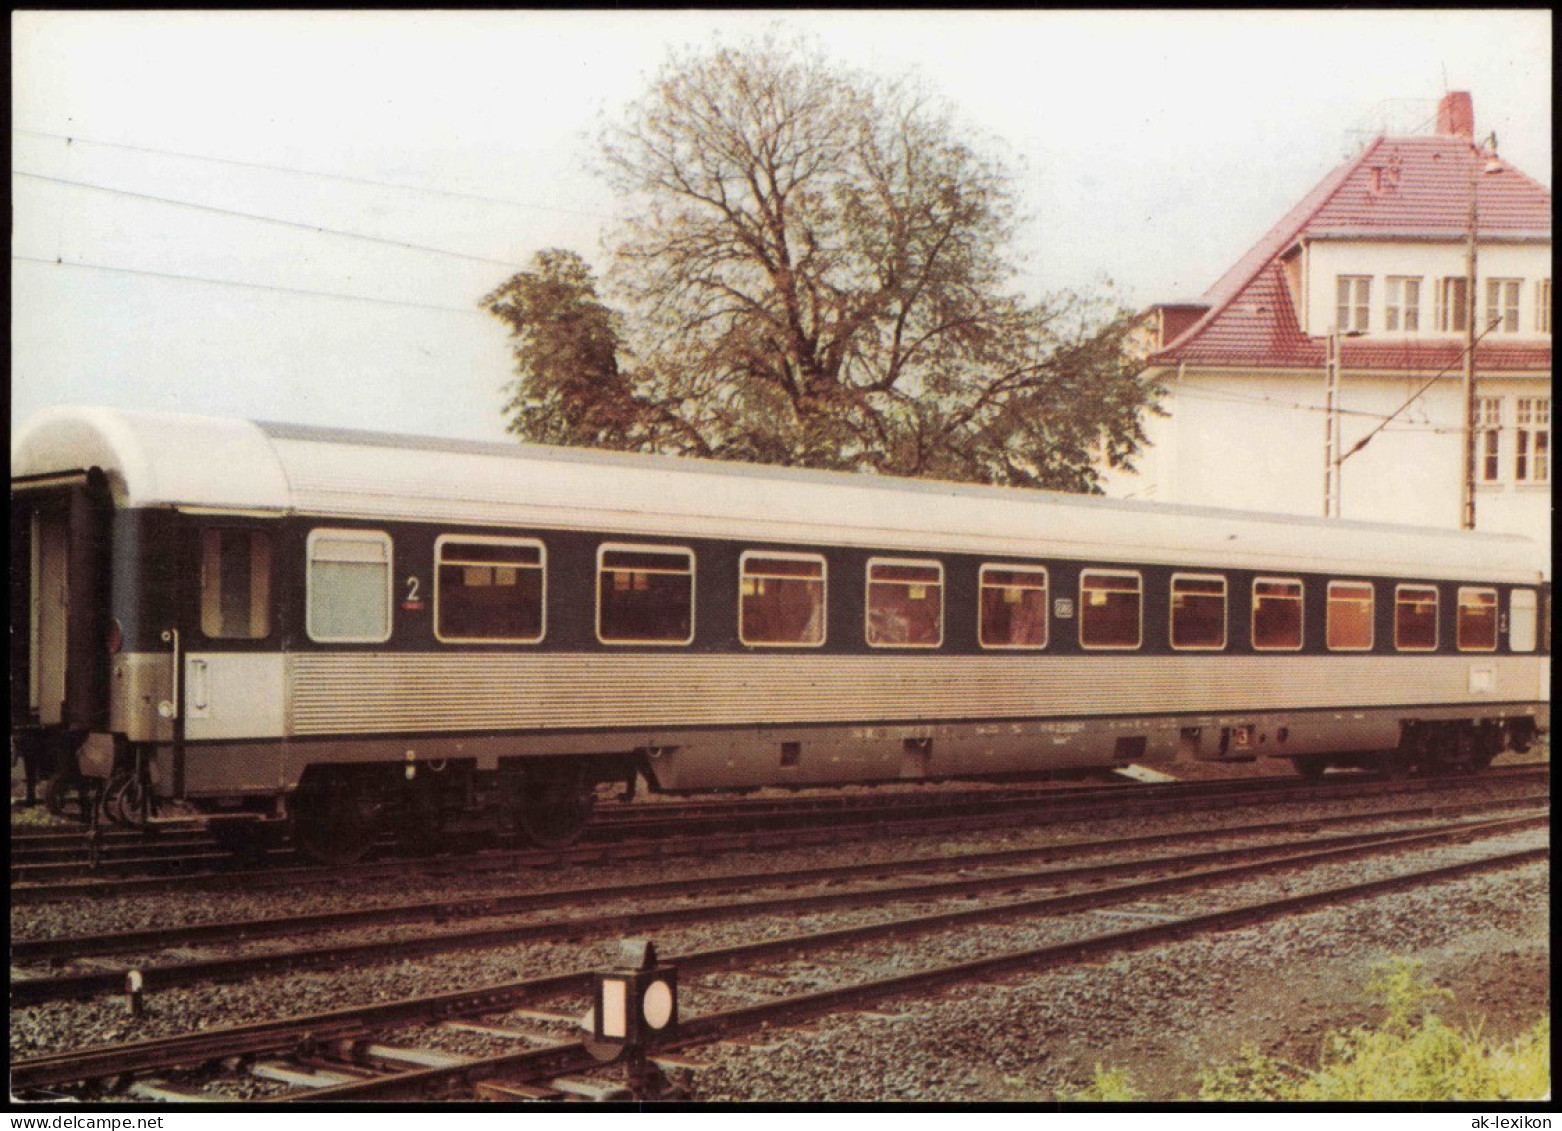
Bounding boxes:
489 36 1160 491
482 248 641 448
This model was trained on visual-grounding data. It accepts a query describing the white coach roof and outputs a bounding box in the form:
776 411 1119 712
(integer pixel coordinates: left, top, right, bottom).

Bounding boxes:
11 405 1548 582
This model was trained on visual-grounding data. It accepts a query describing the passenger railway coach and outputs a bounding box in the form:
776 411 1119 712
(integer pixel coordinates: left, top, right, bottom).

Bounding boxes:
11 407 1550 862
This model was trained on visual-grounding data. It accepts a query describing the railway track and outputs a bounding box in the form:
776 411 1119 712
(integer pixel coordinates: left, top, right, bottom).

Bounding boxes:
10 798 1546 1101
11 764 1547 900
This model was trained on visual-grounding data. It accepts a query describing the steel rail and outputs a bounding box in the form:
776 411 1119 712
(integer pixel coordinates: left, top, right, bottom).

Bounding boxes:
11 811 1544 1006
279 841 1550 1102
15 824 1549 1099
11 791 1549 967
12 765 1547 901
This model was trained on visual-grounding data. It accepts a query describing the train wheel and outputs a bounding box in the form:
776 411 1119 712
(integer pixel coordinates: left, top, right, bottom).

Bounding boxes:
1291 757 1328 781
209 820 275 862
398 787 447 857
292 782 384 866
514 765 596 849
1379 749 1412 779
43 768 80 820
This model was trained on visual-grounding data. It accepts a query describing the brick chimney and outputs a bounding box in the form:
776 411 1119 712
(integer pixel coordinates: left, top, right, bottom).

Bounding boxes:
1436 91 1474 139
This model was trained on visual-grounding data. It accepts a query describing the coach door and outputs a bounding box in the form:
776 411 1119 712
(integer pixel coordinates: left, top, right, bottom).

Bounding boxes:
11 472 111 733
181 524 285 788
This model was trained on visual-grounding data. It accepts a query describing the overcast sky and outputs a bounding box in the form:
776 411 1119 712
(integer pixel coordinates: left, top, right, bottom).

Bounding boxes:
11 10 1552 443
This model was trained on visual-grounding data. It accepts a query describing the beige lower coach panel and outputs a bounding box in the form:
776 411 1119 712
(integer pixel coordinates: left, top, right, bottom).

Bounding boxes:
156 701 1543 795
285 652 1547 738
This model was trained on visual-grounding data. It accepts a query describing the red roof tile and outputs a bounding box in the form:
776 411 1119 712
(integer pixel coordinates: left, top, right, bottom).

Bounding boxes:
1151 133 1552 373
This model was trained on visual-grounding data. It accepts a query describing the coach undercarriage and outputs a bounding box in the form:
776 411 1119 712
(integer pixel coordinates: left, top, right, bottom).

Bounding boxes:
26 704 1544 864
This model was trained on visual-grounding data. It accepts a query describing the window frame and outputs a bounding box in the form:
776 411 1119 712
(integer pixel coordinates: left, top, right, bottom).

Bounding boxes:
1325 580 1375 652
1335 275 1371 334
1168 572 1227 652
1394 583 1440 652
198 526 274 642
1455 586 1499 653
595 542 696 646
1437 275 1470 333
1477 396 1502 482
864 557 944 649
1514 397 1550 483
1078 568 1143 652
1537 279 1551 334
1485 277 1521 333
978 563 1050 651
1509 588 1538 653
1384 276 1421 332
305 528 394 644
737 549 827 649
432 533 547 645
1251 577 1305 652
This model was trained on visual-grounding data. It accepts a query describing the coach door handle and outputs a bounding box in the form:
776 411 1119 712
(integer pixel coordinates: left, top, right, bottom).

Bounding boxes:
158 628 180 719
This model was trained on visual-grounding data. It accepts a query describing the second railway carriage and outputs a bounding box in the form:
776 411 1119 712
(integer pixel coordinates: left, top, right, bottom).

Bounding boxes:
11 406 1550 862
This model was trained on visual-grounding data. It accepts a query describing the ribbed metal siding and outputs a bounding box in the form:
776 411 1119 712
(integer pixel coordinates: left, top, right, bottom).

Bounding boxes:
287 653 1543 737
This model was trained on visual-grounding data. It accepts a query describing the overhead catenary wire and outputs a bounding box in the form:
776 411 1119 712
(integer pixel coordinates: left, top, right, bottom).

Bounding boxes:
13 126 613 221
13 128 1070 294
1172 383 1463 433
13 169 534 273
12 253 487 316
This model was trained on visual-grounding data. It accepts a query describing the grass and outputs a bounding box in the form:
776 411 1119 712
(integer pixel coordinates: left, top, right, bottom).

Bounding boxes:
1062 958 1550 1102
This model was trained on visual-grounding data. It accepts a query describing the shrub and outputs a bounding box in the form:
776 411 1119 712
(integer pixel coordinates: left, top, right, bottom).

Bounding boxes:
1073 959 1550 1102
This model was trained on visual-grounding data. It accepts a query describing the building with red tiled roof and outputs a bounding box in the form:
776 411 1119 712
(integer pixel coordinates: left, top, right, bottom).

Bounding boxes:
1118 92 1550 543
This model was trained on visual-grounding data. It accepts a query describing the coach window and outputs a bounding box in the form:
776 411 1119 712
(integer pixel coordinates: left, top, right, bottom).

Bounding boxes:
1456 587 1498 652
199 528 272 640
435 536 545 643
1170 574 1226 650
866 559 943 647
1394 584 1439 651
980 565 1048 649
1252 579 1303 651
740 552 826 647
1509 589 1537 652
306 529 392 643
1080 570 1142 650
1326 581 1374 651
598 544 694 644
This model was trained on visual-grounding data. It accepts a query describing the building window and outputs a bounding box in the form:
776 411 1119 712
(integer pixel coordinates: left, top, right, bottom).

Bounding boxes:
199 528 272 640
1436 276 1469 333
866 559 943 647
307 529 392 643
1538 279 1551 334
1079 570 1142 650
739 552 826 647
1326 581 1374 651
1385 277 1421 332
435 536 544 643
1169 574 1226 650
1336 276 1371 333
1252 579 1303 651
979 565 1048 649
1477 397 1502 483
1515 398 1550 482
1456 588 1498 652
1486 278 1521 333
597 544 694 644
1394 584 1439 651
1509 588 1537 653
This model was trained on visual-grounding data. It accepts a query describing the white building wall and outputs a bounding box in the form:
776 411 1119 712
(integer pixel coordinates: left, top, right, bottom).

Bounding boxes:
1104 365 1551 544
1104 234 1551 546
1303 240 1551 337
